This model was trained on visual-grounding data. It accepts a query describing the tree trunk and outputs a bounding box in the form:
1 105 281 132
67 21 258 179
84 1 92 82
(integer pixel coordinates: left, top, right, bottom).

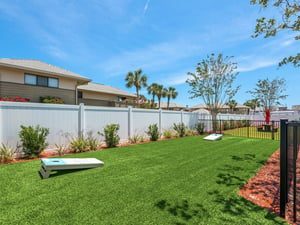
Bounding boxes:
136 87 140 107
211 110 218 133
167 97 170 110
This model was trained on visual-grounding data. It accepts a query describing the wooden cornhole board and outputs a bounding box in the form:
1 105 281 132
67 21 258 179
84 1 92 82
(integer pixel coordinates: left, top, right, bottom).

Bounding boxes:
40 158 104 179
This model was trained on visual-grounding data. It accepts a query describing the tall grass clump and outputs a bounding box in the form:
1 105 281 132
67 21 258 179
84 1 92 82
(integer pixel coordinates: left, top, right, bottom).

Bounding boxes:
0 143 15 163
173 122 186 137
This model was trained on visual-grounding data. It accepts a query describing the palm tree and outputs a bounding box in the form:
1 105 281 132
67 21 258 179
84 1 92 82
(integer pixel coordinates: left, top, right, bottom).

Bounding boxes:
125 69 147 106
165 87 178 110
226 99 237 113
147 83 158 109
156 84 166 109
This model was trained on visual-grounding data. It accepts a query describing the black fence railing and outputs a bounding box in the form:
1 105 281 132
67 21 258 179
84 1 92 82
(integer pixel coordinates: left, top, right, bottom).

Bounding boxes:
201 119 280 140
280 119 300 223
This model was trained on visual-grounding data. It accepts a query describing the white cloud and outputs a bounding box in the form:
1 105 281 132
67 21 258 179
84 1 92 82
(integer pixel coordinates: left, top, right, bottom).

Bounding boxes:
98 38 203 77
237 57 277 72
143 0 151 15
43 46 69 60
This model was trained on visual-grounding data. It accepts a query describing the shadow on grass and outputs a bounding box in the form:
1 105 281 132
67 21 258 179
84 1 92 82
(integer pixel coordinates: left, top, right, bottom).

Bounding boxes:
38 168 93 179
155 199 208 224
207 189 286 224
211 153 287 225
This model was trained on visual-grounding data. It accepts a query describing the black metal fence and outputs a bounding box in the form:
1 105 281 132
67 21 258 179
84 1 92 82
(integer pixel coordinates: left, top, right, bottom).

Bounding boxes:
280 119 300 223
201 119 280 140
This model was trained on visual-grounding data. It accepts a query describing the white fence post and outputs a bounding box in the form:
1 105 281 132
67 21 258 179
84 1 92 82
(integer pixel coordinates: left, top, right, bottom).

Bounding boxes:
78 103 85 136
159 109 162 134
128 106 133 138
181 110 183 124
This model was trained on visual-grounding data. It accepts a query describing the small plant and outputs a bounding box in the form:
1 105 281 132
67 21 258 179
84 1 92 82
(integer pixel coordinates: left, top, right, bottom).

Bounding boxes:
128 134 143 144
163 129 173 139
69 136 88 153
185 129 197 136
54 144 68 156
19 125 49 158
146 124 160 141
0 143 15 163
99 124 120 148
173 123 186 137
86 136 99 151
195 122 205 134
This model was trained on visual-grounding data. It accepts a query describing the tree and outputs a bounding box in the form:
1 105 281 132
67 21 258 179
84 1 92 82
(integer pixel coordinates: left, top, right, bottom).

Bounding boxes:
156 84 166 109
247 77 288 111
226 99 237 113
147 83 159 109
251 0 300 67
186 53 240 131
125 69 147 106
244 99 261 110
165 87 178 110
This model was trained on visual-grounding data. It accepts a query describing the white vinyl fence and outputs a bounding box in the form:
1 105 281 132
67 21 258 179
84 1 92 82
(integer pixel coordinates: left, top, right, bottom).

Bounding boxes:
0 102 200 150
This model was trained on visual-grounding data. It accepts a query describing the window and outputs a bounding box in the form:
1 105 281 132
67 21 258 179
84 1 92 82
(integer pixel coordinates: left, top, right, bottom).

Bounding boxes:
78 91 83 99
24 74 58 88
117 96 126 102
24 74 36 85
48 78 58 88
37 76 48 87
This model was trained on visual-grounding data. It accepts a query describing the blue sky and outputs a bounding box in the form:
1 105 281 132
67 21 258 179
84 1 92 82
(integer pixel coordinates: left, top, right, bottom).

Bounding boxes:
0 0 299 108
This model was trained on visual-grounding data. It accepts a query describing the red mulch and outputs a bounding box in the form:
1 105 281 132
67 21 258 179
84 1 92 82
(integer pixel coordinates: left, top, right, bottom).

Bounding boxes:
238 149 297 225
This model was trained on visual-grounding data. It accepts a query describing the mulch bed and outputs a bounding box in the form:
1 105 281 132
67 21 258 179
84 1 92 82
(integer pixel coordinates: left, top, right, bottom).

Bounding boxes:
238 149 299 225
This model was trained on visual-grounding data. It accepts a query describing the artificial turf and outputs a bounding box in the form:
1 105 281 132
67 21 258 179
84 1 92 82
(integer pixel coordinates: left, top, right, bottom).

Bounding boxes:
0 136 288 225
223 127 280 140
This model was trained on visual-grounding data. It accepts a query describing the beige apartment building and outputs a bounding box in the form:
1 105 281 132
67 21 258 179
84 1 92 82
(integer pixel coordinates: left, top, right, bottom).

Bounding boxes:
0 58 136 106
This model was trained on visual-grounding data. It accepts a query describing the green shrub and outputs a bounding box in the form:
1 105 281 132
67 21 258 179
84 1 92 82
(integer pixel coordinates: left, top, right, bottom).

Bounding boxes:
99 124 120 148
19 125 49 158
40 96 64 104
163 129 173 139
195 122 205 134
223 121 229 130
146 124 160 141
173 123 186 137
0 143 15 163
69 136 88 153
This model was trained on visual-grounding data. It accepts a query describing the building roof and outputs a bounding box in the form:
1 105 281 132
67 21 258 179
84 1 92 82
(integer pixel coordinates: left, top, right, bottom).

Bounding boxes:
78 82 136 98
0 58 91 84
191 103 249 109
156 102 186 109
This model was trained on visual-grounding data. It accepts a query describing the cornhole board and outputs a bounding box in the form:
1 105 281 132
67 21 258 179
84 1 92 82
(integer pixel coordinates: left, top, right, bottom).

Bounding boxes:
203 133 223 141
40 158 104 179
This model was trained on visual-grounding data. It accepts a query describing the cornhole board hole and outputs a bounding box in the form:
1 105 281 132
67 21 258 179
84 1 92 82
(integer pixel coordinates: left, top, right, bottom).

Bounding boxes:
203 133 223 141
40 158 104 179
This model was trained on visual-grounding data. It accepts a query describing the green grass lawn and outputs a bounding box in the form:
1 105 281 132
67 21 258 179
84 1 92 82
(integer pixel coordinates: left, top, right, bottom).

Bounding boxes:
0 136 287 225
223 127 280 140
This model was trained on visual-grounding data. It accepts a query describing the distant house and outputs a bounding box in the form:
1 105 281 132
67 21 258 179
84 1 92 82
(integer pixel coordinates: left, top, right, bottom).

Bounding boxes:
191 103 250 114
156 102 187 111
77 82 136 107
0 58 90 104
